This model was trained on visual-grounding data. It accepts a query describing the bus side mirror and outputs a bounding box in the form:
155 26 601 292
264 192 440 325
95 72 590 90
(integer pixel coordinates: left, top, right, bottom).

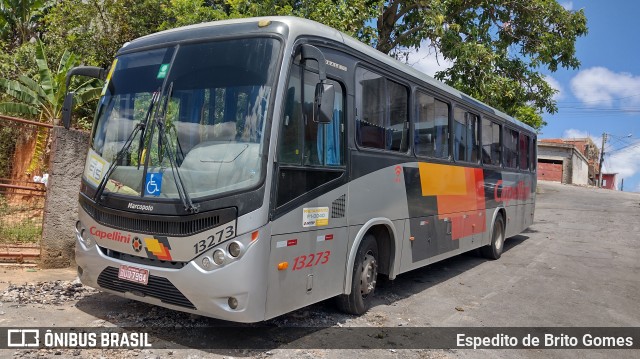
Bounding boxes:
61 91 75 129
314 82 334 124
61 66 107 129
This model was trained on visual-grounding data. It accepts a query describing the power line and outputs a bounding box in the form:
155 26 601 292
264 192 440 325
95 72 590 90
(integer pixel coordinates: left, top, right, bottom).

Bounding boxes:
557 93 640 105
607 140 640 154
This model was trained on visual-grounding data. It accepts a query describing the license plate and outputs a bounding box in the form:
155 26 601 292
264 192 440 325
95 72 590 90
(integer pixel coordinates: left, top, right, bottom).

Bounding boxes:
118 265 149 285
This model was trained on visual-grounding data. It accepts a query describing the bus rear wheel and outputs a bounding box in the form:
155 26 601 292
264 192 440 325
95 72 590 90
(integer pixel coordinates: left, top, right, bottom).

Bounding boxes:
337 234 378 315
481 214 505 260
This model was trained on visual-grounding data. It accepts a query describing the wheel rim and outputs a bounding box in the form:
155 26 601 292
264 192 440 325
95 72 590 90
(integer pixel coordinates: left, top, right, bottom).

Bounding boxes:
359 251 378 298
494 221 504 251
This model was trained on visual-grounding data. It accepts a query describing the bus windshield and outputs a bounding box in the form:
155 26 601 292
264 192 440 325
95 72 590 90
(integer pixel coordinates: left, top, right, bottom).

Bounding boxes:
88 37 281 201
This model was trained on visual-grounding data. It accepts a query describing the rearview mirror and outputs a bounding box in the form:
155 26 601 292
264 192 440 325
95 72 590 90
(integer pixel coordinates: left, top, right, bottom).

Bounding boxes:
314 83 335 124
61 91 75 129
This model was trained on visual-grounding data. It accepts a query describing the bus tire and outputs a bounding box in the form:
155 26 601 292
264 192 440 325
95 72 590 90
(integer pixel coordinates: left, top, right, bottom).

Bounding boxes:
337 234 378 315
481 214 505 260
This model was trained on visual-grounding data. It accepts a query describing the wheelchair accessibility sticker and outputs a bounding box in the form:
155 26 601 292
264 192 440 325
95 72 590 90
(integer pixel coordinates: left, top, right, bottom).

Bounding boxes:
145 173 163 196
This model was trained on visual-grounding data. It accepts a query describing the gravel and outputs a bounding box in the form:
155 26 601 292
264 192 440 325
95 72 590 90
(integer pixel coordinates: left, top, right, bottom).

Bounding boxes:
0 278 98 305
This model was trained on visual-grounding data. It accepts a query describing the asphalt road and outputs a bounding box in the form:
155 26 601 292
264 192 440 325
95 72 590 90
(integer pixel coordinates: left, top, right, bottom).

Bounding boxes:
0 181 638 358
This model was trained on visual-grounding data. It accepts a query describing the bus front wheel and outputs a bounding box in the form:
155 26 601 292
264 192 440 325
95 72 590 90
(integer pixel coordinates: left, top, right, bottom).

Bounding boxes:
481 214 505 260
337 234 378 315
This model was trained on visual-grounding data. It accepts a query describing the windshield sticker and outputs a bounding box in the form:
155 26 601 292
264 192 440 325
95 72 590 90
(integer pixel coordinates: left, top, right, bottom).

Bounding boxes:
84 149 110 186
144 172 163 196
302 207 329 227
156 63 170 79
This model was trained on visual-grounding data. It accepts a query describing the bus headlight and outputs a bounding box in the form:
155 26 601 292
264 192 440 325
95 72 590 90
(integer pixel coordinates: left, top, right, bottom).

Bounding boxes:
228 241 243 258
212 249 225 265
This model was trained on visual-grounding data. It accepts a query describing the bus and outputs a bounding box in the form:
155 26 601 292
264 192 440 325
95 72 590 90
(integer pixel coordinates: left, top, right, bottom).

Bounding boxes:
63 16 536 323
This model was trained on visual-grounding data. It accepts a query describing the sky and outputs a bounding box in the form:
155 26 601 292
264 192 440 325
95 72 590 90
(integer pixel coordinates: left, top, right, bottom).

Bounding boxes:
406 0 640 192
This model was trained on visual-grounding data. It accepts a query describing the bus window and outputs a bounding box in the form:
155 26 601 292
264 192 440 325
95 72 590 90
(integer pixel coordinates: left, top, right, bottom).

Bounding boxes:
388 80 409 152
276 61 345 207
453 108 479 163
415 91 449 159
356 68 386 149
504 127 519 168
519 133 531 170
355 68 408 152
482 119 501 166
279 63 344 166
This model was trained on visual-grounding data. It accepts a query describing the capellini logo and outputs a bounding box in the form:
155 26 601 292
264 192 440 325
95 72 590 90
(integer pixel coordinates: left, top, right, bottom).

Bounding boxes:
127 203 154 211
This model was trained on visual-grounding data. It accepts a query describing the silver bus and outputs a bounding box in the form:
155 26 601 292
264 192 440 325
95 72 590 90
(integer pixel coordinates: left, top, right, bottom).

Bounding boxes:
64 17 536 323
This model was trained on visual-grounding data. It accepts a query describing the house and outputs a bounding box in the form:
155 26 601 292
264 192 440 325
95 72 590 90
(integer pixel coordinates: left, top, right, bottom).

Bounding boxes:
601 173 618 190
538 138 600 185
537 140 590 185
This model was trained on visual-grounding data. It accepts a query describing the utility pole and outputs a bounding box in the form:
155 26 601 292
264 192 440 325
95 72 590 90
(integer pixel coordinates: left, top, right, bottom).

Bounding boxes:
598 133 607 188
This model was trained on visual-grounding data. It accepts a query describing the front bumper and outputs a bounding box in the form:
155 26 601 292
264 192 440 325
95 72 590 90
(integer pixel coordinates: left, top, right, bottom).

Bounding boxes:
75 229 270 323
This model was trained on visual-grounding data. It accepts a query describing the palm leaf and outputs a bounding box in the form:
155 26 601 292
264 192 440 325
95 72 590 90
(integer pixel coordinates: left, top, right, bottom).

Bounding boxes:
0 102 40 116
56 50 75 78
0 78 38 105
74 87 103 107
35 39 54 103
17 75 48 101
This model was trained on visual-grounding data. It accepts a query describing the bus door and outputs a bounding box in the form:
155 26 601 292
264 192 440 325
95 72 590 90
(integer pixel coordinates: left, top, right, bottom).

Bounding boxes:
266 51 349 318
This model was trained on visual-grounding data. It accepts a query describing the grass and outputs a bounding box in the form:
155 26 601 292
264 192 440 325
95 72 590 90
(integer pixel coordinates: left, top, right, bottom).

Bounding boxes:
0 219 42 244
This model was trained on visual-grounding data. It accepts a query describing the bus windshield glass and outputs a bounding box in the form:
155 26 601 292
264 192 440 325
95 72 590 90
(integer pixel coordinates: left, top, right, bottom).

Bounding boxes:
88 37 281 201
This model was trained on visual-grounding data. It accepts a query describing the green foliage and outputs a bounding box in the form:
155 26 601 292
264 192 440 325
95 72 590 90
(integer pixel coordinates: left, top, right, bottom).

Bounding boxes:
45 0 167 68
0 40 102 172
0 0 51 49
0 125 18 178
0 41 37 81
1 0 588 135
427 0 587 128
0 40 102 124
156 0 586 130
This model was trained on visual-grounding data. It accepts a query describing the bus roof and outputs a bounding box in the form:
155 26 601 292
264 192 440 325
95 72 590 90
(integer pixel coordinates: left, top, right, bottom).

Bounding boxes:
121 16 536 134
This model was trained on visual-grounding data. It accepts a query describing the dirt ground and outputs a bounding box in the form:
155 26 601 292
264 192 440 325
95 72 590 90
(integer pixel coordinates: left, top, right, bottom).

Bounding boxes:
0 181 639 359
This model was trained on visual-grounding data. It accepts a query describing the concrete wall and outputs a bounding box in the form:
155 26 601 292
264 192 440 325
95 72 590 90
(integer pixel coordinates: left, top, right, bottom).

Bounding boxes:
571 151 589 185
40 127 90 268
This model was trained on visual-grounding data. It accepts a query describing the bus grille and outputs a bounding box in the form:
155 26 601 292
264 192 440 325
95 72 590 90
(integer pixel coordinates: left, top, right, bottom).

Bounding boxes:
99 246 187 269
80 199 236 237
97 267 196 309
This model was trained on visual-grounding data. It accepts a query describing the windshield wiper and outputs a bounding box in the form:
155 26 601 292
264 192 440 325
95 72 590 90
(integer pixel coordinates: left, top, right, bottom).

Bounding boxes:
152 81 199 214
138 89 161 168
93 91 160 202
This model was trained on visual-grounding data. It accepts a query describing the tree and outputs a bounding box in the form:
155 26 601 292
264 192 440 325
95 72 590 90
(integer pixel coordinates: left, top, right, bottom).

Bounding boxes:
0 40 102 172
312 0 587 129
43 0 586 129
159 0 588 129
44 0 167 68
0 0 51 49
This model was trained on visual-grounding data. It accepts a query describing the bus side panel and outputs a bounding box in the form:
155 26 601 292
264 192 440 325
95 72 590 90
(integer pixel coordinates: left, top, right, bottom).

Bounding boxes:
265 185 349 319
347 152 412 225
264 226 348 319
